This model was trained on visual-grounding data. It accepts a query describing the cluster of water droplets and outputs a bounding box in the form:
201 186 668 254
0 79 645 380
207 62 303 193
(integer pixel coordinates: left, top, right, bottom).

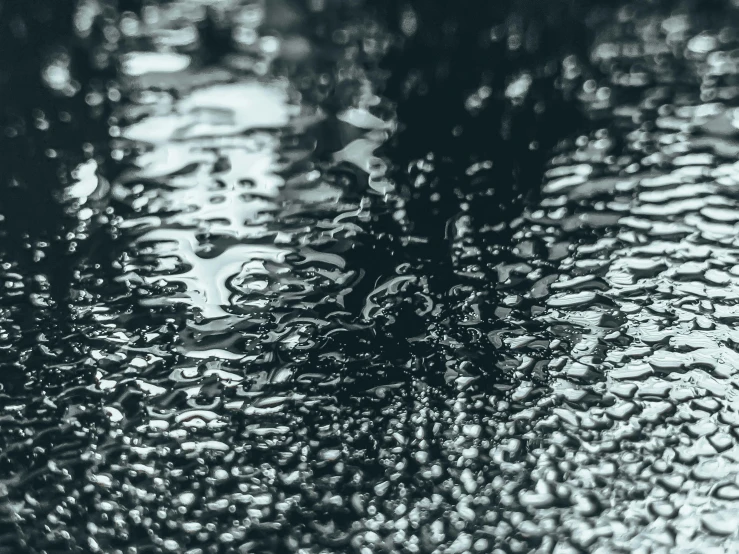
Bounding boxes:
10 1 739 553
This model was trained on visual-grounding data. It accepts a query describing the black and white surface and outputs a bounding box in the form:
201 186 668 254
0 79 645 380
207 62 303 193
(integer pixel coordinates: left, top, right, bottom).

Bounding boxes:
1 1 739 552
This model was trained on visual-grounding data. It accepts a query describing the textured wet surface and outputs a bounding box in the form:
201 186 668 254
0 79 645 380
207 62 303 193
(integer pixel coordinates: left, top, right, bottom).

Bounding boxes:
5 0 739 553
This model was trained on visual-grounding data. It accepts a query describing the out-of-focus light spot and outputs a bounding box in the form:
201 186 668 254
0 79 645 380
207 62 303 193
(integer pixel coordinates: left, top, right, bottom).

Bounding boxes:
120 13 140 37
259 36 280 55
506 74 532 100
120 52 191 77
401 7 418 37
234 3 265 27
42 56 73 93
73 0 102 38
86 92 105 106
688 33 718 55
234 27 258 47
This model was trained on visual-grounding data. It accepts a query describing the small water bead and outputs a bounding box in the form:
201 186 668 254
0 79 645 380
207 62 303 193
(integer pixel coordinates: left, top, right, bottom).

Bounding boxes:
702 514 737 536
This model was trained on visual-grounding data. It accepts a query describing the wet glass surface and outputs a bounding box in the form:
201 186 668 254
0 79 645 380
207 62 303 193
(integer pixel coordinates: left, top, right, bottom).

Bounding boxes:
5 0 739 552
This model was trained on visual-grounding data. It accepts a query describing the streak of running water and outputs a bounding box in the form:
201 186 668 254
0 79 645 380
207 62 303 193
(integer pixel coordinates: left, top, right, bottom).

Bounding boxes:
5 1 739 554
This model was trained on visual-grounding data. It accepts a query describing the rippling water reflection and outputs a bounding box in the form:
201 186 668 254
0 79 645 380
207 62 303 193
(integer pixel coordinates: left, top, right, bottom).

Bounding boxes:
8 0 739 553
